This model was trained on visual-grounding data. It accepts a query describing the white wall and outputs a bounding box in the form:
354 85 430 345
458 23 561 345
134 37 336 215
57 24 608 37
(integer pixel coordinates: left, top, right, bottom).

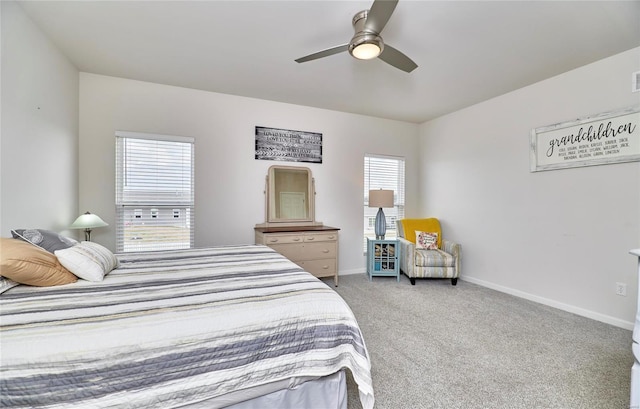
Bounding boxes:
1 1 79 236
78 73 419 274
6 0 637 329
419 47 640 328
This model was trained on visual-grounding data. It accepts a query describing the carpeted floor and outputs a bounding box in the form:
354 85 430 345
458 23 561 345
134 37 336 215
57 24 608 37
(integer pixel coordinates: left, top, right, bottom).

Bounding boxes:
332 274 633 409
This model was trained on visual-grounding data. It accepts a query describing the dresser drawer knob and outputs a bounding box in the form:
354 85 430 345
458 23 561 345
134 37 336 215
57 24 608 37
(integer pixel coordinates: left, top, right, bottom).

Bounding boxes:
293 238 301 241
328 235 335 239
322 265 329 269
268 238 278 243
307 237 315 241
322 249 329 253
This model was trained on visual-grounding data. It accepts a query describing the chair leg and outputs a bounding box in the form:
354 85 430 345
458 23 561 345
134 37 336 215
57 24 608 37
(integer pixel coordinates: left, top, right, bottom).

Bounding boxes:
451 278 458 286
410 277 416 285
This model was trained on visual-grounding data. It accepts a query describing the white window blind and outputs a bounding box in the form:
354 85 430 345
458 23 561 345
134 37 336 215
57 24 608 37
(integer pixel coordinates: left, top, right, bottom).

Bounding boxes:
364 154 405 249
115 131 194 252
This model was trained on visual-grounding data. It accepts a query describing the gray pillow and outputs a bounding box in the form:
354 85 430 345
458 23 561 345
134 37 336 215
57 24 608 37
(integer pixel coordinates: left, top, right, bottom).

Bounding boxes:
0 276 19 294
11 229 78 253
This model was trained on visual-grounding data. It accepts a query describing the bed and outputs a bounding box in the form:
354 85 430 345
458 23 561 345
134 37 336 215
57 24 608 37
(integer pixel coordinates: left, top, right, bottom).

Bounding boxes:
0 244 374 409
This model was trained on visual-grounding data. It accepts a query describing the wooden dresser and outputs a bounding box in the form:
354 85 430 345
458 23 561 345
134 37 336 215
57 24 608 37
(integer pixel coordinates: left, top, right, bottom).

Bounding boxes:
255 225 340 286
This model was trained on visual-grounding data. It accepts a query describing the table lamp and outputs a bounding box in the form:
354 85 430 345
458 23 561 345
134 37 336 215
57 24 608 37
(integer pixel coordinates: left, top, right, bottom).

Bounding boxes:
70 211 108 241
368 189 394 240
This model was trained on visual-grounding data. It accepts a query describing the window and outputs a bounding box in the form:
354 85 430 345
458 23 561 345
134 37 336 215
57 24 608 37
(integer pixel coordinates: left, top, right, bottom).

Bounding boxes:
364 155 405 249
116 131 194 252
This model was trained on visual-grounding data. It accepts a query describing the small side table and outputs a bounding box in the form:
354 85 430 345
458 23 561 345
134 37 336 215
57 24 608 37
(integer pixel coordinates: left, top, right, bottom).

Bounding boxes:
367 238 400 282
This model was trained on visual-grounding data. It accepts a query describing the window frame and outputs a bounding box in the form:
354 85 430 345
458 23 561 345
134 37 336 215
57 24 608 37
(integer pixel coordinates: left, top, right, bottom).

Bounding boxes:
364 154 406 250
115 131 195 253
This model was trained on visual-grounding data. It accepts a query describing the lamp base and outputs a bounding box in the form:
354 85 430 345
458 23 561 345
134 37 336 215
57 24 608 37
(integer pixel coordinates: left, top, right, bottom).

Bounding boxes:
374 207 386 240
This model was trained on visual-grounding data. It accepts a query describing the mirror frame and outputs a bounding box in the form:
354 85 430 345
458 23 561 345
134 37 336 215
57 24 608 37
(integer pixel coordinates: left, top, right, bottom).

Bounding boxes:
259 165 320 227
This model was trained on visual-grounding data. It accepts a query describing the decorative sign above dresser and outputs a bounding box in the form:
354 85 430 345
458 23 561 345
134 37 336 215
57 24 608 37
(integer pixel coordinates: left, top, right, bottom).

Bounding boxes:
530 106 639 172
255 126 322 163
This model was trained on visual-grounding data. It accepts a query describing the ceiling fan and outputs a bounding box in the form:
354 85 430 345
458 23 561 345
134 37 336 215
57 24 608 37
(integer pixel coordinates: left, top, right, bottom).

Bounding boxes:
295 0 417 73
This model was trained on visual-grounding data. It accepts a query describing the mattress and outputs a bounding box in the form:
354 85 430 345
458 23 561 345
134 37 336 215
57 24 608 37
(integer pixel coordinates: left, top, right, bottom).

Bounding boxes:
0 245 374 409
190 370 348 409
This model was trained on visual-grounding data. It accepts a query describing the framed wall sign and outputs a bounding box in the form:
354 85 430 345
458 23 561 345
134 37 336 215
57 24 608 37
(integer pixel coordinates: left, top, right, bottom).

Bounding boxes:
255 126 322 164
530 106 640 172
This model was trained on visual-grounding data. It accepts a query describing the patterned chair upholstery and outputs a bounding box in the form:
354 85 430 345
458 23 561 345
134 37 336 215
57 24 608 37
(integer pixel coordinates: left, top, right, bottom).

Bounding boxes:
396 218 461 285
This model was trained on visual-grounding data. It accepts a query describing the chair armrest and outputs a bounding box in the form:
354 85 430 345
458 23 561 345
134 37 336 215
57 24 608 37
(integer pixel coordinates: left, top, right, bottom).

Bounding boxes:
397 237 414 276
442 239 460 257
442 239 461 276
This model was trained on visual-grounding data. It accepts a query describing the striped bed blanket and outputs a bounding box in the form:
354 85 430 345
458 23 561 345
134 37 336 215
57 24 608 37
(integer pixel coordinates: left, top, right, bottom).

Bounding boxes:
0 245 374 409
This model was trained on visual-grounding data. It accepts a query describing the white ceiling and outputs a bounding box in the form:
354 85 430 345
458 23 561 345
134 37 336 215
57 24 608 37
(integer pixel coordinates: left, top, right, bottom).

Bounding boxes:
17 0 640 123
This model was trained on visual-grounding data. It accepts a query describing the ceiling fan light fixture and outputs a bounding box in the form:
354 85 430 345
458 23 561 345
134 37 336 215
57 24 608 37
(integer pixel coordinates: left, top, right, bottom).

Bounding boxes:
351 42 381 60
348 33 384 60
295 0 417 72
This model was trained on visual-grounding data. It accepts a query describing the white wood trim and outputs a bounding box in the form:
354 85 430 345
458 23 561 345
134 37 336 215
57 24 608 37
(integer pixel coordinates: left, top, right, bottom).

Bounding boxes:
462 275 634 330
115 130 194 144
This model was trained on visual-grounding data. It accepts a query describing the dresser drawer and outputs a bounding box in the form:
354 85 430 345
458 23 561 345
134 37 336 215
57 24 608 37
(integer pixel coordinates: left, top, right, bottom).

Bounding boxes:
268 243 303 261
261 234 304 245
303 242 337 260
297 258 336 278
303 232 338 243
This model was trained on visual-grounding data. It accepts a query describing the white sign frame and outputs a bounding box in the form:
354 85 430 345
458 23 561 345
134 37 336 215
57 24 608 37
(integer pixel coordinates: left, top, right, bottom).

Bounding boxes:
530 106 640 172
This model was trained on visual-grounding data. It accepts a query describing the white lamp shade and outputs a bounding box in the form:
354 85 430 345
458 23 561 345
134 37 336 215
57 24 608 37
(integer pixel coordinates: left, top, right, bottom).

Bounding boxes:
70 212 108 229
368 190 394 208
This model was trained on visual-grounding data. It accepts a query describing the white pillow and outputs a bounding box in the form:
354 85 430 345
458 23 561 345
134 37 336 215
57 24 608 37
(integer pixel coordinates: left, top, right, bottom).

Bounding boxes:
416 230 438 250
55 241 119 282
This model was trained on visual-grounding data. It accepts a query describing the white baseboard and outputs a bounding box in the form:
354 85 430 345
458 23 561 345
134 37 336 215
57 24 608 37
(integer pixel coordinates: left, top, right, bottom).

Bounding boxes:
462 275 635 331
339 268 365 276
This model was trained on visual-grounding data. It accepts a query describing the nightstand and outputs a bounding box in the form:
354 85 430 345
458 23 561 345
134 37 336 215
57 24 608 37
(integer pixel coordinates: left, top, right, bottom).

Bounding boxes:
366 238 400 282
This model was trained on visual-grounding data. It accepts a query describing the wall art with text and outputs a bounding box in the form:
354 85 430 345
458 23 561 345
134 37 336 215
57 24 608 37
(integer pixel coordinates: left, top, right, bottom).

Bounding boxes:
255 126 322 164
530 106 639 172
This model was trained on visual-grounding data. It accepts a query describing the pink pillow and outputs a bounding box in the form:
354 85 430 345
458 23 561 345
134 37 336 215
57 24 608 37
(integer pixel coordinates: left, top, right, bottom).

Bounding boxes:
416 231 438 250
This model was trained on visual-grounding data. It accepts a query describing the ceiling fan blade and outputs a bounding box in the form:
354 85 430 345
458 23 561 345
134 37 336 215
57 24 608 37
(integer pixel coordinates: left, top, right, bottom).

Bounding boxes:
295 44 349 63
378 44 418 73
364 0 398 34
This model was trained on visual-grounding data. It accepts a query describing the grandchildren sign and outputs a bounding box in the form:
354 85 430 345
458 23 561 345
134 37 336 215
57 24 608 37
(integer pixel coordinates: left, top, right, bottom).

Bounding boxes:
530 107 639 172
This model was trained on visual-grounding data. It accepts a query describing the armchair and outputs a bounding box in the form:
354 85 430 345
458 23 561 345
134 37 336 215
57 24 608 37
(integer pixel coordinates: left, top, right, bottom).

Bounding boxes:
396 218 461 286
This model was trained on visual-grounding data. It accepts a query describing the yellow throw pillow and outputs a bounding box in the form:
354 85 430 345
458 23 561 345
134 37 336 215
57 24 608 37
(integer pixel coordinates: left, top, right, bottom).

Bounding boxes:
0 238 77 286
400 218 442 248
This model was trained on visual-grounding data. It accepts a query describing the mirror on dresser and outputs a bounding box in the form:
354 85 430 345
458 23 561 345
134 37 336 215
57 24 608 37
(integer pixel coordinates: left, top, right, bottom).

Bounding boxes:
255 165 340 286
266 165 316 225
